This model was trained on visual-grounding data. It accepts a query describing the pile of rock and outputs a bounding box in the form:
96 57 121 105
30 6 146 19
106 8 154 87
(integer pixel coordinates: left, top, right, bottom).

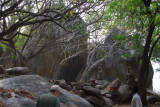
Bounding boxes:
51 79 113 107
51 76 139 107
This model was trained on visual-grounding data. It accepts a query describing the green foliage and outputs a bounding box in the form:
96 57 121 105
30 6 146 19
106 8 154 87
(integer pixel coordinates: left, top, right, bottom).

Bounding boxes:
99 54 103 58
112 34 126 40
101 49 106 54
99 49 107 58
0 42 8 52
14 35 27 50
100 0 160 62
129 33 144 56
151 35 160 62
139 60 142 64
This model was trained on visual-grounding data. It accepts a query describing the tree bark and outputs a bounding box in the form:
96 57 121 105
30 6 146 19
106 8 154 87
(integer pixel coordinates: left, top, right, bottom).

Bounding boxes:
138 22 155 106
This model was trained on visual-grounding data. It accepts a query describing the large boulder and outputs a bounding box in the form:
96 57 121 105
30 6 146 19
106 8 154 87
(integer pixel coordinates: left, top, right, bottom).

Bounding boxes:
77 27 153 88
0 75 47 107
23 18 87 81
0 75 52 99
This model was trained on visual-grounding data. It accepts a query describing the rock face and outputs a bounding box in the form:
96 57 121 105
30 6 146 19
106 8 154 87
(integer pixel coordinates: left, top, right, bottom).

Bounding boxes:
103 28 153 88
77 27 153 88
23 18 87 82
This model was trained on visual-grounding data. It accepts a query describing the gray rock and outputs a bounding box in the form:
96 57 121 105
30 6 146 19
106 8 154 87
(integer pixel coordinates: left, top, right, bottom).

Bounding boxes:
54 79 66 84
82 86 101 98
118 84 132 102
101 85 110 95
0 75 52 99
60 103 66 107
51 85 94 107
59 82 72 91
0 93 36 107
148 96 160 104
147 89 160 104
154 102 160 107
101 82 110 90
105 94 112 98
95 85 102 89
3 96 36 107
85 96 106 107
95 80 108 85
6 67 30 75
79 90 86 98
103 97 113 107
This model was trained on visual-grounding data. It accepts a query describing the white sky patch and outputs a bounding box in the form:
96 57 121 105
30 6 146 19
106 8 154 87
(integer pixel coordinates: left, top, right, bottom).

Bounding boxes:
152 62 160 93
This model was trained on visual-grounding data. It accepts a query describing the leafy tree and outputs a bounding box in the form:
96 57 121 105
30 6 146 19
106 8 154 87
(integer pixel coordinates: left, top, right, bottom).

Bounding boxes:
100 0 160 105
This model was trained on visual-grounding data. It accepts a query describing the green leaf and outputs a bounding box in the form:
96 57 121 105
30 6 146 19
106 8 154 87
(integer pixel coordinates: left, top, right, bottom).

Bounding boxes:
99 54 103 58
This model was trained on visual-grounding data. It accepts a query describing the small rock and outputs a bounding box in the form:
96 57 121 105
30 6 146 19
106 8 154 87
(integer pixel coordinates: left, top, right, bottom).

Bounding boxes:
148 95 160 104
79 90 86 98
54 79 66 85
154 102 160 107
101 82 110 90
59 82 72 91
103 97 113 107
105 94 112 98
101 85 110 95
6 67 30 75
95 80 106 85
95 85 102 89
82 86 101 98
85 96 106 107
118 84 132 102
